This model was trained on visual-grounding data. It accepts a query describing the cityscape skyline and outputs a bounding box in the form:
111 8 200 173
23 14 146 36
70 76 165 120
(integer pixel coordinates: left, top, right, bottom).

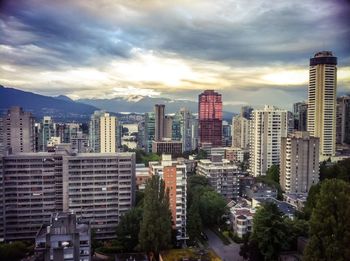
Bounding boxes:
1 0 350 112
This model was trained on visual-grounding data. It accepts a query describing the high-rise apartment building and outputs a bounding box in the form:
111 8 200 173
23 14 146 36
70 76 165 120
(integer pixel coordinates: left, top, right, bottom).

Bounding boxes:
249 105 288 176
198 90 223 147
149 155 187 244
307 51 337 158
232 115 250 149
155 104 165 141
293 102 308 131
0 149 135 241
196 154 240 200
0 107 35 154
280 132 319 193
39 116 56 151
336 96 350 145
222 121 232 146
89 111 118 153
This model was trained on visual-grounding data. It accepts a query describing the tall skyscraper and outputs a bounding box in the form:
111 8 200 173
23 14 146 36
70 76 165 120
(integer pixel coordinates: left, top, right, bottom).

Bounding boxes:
198 90 223 147
0 106 35 154
89 111 118 153
336 96 350 146
232 115 250 149
249 105 288 176
293 102 308 131
280 132 319 193
307 51 337 158
241 106 254 120
155 104 165 141
39 116 56 151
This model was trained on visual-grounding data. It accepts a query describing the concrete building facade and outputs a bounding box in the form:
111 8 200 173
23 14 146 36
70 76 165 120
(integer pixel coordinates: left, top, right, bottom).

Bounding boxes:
280 131 319 193
307 51 337 158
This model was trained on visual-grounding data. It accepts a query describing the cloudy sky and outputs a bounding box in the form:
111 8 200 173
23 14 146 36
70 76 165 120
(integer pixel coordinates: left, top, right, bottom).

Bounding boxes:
1 0 350 111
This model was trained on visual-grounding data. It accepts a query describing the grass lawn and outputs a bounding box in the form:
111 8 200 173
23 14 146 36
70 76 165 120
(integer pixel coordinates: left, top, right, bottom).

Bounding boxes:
161 248 222 261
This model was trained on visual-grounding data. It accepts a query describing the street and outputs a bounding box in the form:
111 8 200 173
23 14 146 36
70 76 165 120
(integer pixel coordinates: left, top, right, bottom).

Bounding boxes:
205 229 244 261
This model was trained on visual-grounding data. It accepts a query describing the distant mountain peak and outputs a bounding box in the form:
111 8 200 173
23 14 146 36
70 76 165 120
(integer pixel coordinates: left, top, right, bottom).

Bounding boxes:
55 95 73 102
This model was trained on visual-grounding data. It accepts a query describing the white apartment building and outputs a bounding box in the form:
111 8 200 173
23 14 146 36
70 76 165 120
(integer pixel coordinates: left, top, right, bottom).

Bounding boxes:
232 115 250 150
249 105 288 176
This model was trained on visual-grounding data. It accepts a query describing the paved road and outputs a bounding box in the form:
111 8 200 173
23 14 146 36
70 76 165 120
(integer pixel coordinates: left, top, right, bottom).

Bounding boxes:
205 229 244 261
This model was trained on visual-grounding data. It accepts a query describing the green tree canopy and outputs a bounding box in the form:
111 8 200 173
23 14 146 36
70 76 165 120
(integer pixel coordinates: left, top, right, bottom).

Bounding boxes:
116 207 143 252
198 190 227 227
304 179 350 261
139 175 172 258
266 165 280 183
251 202 288 261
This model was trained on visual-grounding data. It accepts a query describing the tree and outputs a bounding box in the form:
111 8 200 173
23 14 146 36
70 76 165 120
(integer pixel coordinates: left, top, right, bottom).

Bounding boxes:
303 183 321 219
116 207 143 252
304 179 350 261
198 190 227 226
196 149 208 160
251 202 288 261
187 196 202 241
139 175 172 259
266 165 279 183
0 241 29 261
240 235 264 261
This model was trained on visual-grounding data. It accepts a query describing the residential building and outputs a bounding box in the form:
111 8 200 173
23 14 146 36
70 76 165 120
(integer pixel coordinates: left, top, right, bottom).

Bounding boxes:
155 104 165 141
280 131 319 193
249 105 288 176
135 163 151 191
89 111 118 153
307 51 337 158
222 121 232 146
283 193 308 211
252 197 296 219
225 147 248 163
198 90 222 147
149 155 188 243
0 106 35 154
229 199 255 238
336 96 350 146
244 182 278 200
197 155 240 200
0 149 135 241
71 131 89 153
35 212 91 261
152 140 182 156
232 115 250 149
38 116 56 152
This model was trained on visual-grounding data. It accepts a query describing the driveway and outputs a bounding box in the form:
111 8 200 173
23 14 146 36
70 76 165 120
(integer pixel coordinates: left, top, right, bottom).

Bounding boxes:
205 229 244 261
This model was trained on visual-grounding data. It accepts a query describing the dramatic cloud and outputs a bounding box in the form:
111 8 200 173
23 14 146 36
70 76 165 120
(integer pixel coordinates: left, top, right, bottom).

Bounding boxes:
0 0 349 111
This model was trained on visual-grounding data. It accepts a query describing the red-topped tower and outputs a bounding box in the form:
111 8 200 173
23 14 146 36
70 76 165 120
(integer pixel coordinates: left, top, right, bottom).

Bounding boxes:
198 90 223 147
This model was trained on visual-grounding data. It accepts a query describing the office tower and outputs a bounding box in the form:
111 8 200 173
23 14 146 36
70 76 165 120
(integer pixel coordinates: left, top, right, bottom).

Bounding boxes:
144 112 155 153
179 108 194 152
241 106 254 120
196 154 240 199
71 131 89 153
222 121 232 146
38 116 56 151
191 118 199 150
336 96 350 145
155 104 165 141
232 115 250 149
89 111 118 153
307 51 337 158
0 107 35 154
293 102 308 131
249 105 288 176
280 132 319 193
35 212 91 261
164 115 173 139
56 123 80 144
198 90 223 147
0 149 135 241
149 155 187 243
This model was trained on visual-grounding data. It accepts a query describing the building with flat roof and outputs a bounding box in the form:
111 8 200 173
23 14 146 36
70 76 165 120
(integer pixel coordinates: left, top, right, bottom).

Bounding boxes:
197 155 240 200
149 155 187 244
35 212 91 261
152 140 183 156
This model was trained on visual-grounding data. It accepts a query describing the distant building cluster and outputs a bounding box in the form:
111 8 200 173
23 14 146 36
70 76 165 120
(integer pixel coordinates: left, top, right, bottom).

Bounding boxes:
0 50 349 258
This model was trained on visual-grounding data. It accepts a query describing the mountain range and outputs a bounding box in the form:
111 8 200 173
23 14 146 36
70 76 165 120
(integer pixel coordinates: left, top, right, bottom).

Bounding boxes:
0 86 235 122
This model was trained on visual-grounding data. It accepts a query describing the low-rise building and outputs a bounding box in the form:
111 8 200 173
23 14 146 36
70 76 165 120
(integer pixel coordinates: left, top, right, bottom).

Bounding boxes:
283 193 308 211
196 155 240 200
152 140 182 156
135 163 151 191
245 182 278 200
229 199 255 238
225 147 249 163
35 212 91 261
252 197 296 219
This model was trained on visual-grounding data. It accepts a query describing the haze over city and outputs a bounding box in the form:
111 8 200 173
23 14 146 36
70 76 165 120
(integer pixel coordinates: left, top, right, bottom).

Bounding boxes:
1 0 350 111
